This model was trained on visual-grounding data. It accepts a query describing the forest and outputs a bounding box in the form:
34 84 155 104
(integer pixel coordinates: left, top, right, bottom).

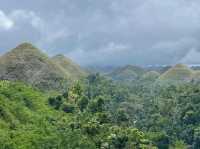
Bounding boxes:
0 71 200 149
0 43 199 148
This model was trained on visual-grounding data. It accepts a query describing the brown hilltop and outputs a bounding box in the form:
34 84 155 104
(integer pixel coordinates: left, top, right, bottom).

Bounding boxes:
51 54 88 80
0 43 87 90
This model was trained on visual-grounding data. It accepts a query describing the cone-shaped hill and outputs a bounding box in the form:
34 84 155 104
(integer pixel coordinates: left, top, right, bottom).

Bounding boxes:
0 43 86 90
158 64 193 82
141 71 160 81
51 54 88 80
108 65 146 81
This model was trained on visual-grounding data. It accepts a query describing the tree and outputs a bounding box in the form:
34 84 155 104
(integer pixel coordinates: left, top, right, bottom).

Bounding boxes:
193 127 200 148
78 96 89 112
62 102 76 113
88 96 105 113
116 109 129 124
48 95 63 110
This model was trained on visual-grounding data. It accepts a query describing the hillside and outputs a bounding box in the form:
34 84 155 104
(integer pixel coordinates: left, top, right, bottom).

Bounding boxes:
108 65 146 81
141 71 160 81
0 81 64 148
0 43 87 90
146 65 171 74
0 78 156 149
158 64 194 82
51 54 88 80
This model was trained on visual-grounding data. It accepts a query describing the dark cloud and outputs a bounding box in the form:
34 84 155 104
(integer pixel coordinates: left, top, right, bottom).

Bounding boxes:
0 0 200 65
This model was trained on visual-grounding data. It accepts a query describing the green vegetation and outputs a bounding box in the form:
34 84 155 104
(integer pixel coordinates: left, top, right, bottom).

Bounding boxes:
1 43 200 148
1 71 199 148
0 78 156 148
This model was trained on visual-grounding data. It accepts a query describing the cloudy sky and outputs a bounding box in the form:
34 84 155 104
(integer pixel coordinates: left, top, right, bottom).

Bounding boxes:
0 0 200 66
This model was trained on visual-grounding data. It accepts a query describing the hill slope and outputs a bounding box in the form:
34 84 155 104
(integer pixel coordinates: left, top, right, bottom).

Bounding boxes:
108 65 146 81
141 71 160 81
0 81 63 148
0 43 68 90
159 64 193 82
51 54 88 80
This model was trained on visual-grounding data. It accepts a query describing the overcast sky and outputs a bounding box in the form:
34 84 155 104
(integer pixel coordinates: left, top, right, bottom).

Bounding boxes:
0 0 200 66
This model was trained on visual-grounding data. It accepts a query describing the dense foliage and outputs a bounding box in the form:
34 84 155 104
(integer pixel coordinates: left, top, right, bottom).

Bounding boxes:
1 72 200 148
0 79 154 148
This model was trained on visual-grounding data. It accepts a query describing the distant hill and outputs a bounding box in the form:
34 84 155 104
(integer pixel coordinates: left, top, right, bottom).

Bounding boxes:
158 64 193 82
191 65 200 71
141 71 160 81
146 65 171 74
107 65 146 81
86 65 117 74
0 43 86 90
51 54 88 80
157 64 200 84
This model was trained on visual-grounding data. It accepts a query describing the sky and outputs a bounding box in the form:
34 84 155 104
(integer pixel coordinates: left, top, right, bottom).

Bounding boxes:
0 0 200 66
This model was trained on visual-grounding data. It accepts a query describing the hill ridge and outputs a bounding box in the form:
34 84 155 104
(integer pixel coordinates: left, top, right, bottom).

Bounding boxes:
0 43 87 90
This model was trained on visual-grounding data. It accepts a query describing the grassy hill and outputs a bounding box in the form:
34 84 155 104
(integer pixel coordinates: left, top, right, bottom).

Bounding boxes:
158 64 193 82
156 63 200 86
0 43 87 91
108 65 146 81
51 54 88 80
141 71 160 81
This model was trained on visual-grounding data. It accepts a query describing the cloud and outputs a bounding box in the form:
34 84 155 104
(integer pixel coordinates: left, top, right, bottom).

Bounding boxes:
140 37 199 65
0 9 67 51
0 10 14 30
179 49 200 64
68 42 130 66
1 0 200 66
10 10 44 29
9 10 68 48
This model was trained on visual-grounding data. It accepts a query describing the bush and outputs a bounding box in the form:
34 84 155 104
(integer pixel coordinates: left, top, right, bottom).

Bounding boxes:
48 95 63 110
62 103 75 113
78 96 89 112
